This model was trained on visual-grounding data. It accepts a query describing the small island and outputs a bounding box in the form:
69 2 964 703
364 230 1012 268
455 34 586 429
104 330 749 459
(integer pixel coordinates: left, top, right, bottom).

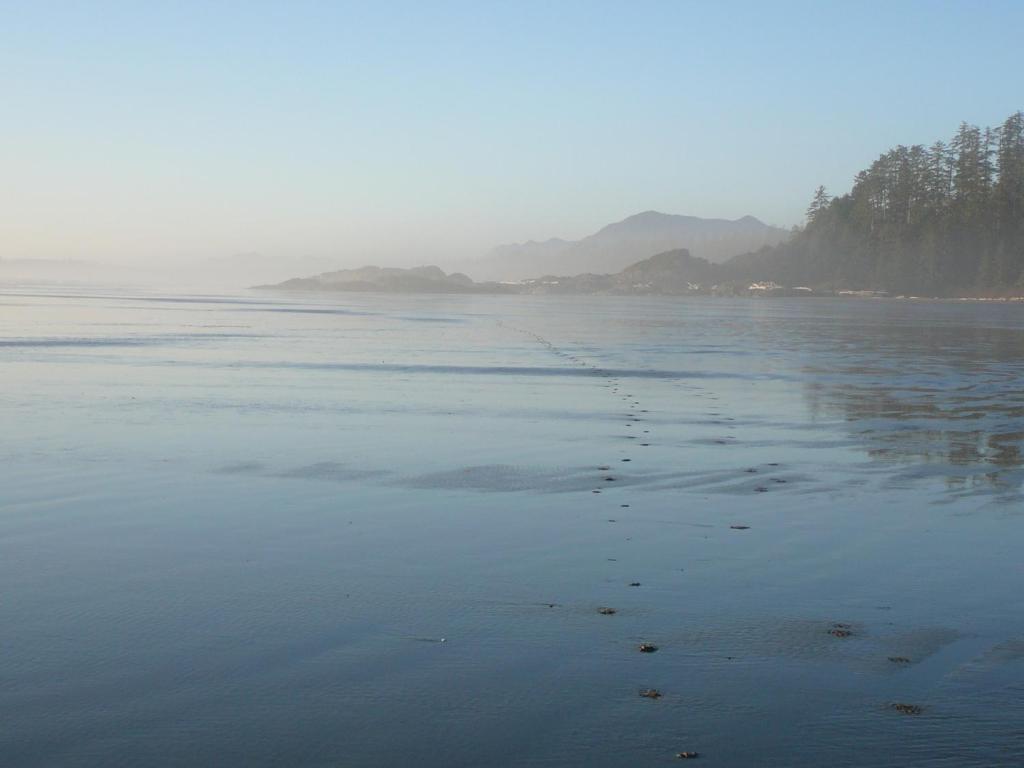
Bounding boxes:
257 264 517 294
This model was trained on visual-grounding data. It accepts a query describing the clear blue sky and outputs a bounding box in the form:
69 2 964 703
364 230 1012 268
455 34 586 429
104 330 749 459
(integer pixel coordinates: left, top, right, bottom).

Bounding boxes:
3 0 1022 266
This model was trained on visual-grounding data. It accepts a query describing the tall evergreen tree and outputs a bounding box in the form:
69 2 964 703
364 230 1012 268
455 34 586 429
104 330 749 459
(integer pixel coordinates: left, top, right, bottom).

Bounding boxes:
992 112 1024 285
805 186 831 224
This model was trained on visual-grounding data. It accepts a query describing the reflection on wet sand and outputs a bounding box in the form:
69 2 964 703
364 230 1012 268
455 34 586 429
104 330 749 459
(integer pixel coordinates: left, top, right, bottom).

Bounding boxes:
801 319 1024 498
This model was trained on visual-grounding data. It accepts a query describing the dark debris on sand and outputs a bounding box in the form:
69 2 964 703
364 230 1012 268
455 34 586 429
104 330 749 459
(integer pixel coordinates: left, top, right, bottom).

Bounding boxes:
890 702 923 715
828 623 853 638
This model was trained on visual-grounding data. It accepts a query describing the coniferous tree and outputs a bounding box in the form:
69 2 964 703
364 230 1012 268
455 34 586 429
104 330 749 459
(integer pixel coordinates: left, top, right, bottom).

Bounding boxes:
992 112 1024 285
805 186 831 224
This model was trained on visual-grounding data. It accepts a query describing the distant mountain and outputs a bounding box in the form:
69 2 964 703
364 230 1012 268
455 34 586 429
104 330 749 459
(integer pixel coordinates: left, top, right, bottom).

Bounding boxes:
258 264 515 294
469 211 788 281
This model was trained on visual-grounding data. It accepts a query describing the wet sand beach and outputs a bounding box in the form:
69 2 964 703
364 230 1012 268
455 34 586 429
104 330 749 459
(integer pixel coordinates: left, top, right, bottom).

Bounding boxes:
2 287 1023 766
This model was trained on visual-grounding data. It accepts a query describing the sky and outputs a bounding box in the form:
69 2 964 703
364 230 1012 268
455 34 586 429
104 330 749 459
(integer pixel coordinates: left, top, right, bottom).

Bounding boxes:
2 0 1023 268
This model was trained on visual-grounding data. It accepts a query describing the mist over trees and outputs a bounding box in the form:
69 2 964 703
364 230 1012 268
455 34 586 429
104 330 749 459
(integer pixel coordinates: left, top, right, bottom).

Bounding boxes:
736 112 1024 295
264 113 1024 298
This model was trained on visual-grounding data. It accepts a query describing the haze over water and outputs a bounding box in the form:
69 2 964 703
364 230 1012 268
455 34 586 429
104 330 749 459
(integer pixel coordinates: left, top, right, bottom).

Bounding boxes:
2 286 1023 766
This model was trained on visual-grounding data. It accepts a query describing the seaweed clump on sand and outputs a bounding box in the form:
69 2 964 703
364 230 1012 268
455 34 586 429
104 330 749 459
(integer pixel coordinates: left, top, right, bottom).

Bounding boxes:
890 703 923 715
828 623 853 638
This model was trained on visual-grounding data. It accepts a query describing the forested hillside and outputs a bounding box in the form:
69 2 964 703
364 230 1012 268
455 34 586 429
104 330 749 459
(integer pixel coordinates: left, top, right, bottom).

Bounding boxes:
734 112 1024 295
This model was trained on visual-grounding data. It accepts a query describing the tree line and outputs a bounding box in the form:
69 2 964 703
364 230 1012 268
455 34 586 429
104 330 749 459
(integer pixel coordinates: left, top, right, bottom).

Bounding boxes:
730 112 1024 295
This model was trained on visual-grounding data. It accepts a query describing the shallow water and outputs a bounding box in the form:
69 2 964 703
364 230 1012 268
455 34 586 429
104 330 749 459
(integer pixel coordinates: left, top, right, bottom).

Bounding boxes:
2 286 1023 766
